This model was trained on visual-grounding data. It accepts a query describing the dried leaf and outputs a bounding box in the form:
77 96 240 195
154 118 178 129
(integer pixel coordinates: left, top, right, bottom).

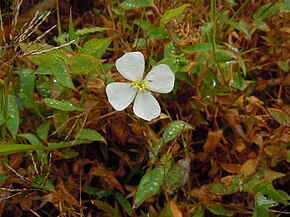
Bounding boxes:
203 130 223 153
241 159 257 176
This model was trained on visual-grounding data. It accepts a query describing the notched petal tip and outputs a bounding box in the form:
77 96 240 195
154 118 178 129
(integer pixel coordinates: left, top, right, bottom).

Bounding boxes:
133 91 161 121
146 64 175 93
106 82 137 111
116 51 145 81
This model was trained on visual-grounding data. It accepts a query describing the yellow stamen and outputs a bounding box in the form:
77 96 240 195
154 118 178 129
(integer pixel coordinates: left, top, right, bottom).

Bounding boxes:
131 79 149 90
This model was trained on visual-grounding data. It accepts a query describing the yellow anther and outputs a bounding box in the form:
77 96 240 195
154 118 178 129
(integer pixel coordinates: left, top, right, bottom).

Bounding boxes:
131 79 149 90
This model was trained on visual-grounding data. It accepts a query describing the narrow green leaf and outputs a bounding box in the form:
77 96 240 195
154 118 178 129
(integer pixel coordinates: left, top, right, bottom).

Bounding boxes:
206 204 234 216
52 57 76 90
44 98 84 112
56 149 79 159
76 128 106 144
18 68 35 108
18 133 42 145
75 27 110 35
48 140 89 149
152 121 193 158
115 192 132 216
0 144 48 155
70 54 102 75
134 167 164 208
6 95 19 138
160 4 190 25
91 199 118 217
68 8 77 41
120 0 153 9
82 38 112 58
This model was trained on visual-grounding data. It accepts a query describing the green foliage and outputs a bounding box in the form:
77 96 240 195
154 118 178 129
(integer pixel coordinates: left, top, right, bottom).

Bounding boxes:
120 0 153 9
1 0 289 216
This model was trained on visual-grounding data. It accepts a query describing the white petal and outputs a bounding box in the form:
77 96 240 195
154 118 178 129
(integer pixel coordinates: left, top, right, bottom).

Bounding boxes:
106 82 137 111
146 64 175 93
133 91 161 121
116 52 145 81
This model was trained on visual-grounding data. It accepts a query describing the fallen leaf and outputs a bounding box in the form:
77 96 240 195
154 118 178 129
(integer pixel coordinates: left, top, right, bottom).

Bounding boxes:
203 130 223 153
240 159 257 176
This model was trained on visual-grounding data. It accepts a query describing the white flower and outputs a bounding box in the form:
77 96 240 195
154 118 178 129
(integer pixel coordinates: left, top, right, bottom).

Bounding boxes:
106 51 175 121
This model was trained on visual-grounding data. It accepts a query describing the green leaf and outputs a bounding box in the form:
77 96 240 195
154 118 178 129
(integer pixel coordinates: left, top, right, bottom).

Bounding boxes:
82 38 112 58
115 192 132 216
56 149 79 159
134 167 164 208
214 49 235 63
209 175 241 195
92 199 118 217
152 120 193 159
18 133 47 163
76 128 106 144
0 144 48 155
253 205 269 217
255 192 277 207
253 2 281 21
21 44 69 68
206 204 234 216
267 108 290 126
6 95 19 138
165 158 190 191
192 205 205 217
120 0 153 9
85 186 112 198
36 120 51 141
47 140 89 149
0 174 8 184
160 4 190 25
183 43 215 53
254 19 270 31
18 68 35 108
70 54 102 75
134 19 169 39
68 8 77 41
52 110 69 136
18 133 42 145
32 176 55 191
52 57 76 90
75 27 110 35
44 98 84 112
230 73 248 91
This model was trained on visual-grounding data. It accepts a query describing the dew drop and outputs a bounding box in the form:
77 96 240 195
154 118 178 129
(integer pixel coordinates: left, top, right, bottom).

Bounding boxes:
152 181 159 186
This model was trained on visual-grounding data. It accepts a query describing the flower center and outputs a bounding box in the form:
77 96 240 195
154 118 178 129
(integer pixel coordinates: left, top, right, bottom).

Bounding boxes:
131 79 149 90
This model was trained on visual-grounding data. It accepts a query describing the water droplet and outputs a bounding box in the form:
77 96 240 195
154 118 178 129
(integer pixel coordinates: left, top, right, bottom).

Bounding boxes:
152 181 159 186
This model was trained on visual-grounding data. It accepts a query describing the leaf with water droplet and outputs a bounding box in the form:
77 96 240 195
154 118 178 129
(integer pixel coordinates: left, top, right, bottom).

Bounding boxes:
44 98 84 112
151 120 193 161
52 57 76 90
70 54 102 75
165 158 190 192
120 0 153 9
134 167 164 208
6 95 19 138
